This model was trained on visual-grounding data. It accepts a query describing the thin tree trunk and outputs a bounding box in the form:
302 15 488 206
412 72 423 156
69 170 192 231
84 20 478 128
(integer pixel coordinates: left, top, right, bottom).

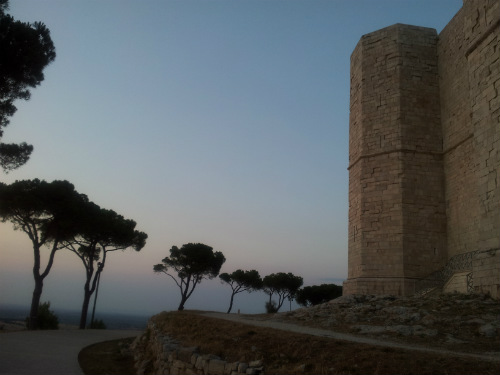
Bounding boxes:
28 241 59 330
78 245 103 329
277 294 285 311
227 292 235 314
90 270 101 327
28 277 43 330
178 296 187 311
29 241 43 330
80 266 103 329
79 287 92 329
177 275 192 311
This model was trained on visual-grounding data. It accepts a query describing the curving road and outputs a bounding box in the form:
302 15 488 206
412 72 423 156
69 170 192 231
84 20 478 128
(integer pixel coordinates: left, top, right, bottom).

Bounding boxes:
0 329 143 375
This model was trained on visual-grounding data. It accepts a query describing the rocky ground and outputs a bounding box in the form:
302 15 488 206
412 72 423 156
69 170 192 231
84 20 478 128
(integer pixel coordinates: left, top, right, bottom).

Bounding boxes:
271 292 500 354
133 296 500 375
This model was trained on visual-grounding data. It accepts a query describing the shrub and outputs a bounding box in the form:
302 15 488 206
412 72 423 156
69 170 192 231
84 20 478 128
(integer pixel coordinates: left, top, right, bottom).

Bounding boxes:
26 301 59 330
265 300 279 313
89 319 107 329
296 284 343 307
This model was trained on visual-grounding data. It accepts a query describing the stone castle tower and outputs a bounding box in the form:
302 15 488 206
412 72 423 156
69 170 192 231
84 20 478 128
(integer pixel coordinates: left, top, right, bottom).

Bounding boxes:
343 0 500 298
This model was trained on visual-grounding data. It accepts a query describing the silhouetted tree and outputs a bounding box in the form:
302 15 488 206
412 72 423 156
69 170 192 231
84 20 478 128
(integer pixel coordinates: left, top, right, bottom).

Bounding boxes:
154 243 226 311
296 284 343 307
219 269 262 313
0 179 86 329
262 272 303 312
0 0 56 172
62 203 147 329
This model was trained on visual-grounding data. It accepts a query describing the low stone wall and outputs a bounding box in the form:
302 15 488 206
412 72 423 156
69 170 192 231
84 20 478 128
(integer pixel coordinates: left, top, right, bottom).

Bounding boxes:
131 320 265 375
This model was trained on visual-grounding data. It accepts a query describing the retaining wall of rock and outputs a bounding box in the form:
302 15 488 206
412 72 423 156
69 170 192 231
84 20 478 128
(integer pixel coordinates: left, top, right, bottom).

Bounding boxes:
131 320 264 375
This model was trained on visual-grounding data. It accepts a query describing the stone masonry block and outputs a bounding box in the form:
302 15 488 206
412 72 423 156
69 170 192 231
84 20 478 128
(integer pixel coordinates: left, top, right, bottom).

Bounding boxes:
208 359 227 375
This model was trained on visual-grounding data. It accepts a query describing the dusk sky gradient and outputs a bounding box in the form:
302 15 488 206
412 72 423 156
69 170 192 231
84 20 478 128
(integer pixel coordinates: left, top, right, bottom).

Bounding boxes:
0 0 462 316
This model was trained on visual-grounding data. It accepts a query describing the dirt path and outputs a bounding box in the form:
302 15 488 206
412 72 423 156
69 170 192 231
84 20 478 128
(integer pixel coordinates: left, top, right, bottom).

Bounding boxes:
201 312 500 363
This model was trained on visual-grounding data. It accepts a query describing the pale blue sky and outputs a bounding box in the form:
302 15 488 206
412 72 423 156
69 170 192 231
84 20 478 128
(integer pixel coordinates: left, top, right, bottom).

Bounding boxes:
0 0 461 315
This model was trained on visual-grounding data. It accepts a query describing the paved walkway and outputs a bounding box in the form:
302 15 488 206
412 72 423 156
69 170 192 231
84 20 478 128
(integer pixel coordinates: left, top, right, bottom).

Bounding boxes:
202 312 500 363
0 329 143 375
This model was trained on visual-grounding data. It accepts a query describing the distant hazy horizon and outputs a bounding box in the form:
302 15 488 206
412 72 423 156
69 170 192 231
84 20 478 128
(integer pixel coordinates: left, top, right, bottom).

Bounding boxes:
0 303 149 330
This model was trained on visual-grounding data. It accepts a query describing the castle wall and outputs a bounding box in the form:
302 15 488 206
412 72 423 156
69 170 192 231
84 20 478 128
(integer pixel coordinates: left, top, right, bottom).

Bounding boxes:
345 0 500 297
463 0 500 254
438 0 500 298
344 24 447 296
439 0 500 259
398 26 448 279
438 7 477 258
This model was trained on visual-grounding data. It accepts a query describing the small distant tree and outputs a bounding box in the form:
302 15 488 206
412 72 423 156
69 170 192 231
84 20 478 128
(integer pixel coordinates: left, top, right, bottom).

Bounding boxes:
262 272 303 312
219 269 262 313
62 203 147 329
296 284 343 307
154 243 226 311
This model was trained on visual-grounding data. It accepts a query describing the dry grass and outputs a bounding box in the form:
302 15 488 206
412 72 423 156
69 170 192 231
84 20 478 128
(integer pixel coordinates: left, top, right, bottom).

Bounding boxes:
149 311 499 375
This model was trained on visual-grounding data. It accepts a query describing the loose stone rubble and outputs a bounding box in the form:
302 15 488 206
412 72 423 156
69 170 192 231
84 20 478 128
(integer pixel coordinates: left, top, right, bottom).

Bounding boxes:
274 293 500 352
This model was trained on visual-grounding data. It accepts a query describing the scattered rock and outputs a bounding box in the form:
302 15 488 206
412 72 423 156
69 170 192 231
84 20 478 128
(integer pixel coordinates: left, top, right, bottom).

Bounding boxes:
295 364 307 372
320 318 337 327
386 325 413 336
445 334 467 344
249 360 263 367
479 323 497 338
465 317 485 324
352 325 386 334
419 314 436 326
237 362 248 373
276 292 499 350
382 306 410 315
412 325 438 337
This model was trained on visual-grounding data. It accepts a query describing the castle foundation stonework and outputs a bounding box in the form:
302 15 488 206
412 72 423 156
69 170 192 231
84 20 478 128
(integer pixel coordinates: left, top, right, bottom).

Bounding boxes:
344 0 500 298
